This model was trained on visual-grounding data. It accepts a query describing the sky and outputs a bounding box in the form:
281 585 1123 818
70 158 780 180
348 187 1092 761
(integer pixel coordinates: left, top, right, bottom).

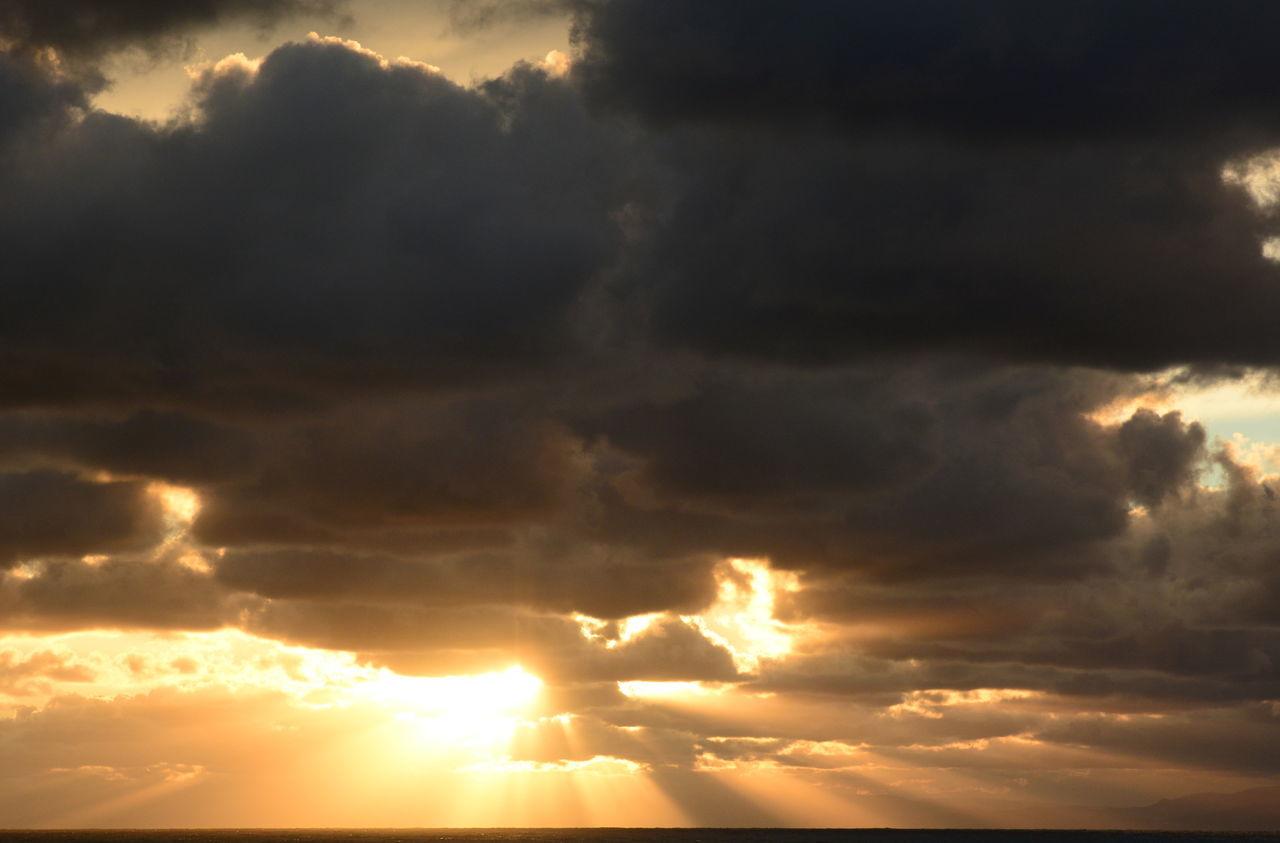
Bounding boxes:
1 0 1280 830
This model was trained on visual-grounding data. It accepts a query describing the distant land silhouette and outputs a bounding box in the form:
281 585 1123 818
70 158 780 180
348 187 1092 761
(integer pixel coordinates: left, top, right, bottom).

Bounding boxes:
757 785 1280 831
1113 785 1280 831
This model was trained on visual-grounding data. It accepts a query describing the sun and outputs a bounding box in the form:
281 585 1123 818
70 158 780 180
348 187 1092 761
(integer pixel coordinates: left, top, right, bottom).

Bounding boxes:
356 665 544 746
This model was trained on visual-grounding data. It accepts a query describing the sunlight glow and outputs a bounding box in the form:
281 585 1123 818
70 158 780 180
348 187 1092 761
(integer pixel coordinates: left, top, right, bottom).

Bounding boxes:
618 680 726 699
7 562 38 580
885 688 1040 720
1223 432 1280 477
148 482 201 525
306 33 441 74
359 664 541 712
1223 148 1280 209
184 51 262 81
362 665 542 745
616 612 661 644
1086 367 1280 428
688 557 801 672
572 612 664 648
461 755 644 775
577 557 806 682
143 482 212 568
540 49 572 76
0 629 541 737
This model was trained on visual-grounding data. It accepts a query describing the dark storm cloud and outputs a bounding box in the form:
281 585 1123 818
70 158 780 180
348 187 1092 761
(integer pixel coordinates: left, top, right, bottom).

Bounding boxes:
3 1 1280 791
1116 410 1207 509
180 360 1165 599
569 1 1280 371
0 48 84 140
571 0 1280 143
0 472 163 568
754 451 1280 711
0 0 340 63
0 2 1268 570
573 366 1203 579
0 410 259 484
0 38 632 412
1035 706 1280 775
609 129 1280 370
582 369 934 507
192 399 586 542
214 543 717 620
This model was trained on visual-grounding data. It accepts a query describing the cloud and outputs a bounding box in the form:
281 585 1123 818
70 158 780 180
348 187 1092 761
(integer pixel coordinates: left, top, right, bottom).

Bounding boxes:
0 649 95 697
3 3 1280 818
1117 409 1207 509
606 128 1280 371
569 1 1280 372
572 365 1187 579
446 0 569 34
0 0 341 65
0 40 633 412
0 472 164 568
238 598 740 684
0 44 86 140
0 552 234 630
570 0 1280 144
194 399 588 541
213 543 717 621
0 410 259 484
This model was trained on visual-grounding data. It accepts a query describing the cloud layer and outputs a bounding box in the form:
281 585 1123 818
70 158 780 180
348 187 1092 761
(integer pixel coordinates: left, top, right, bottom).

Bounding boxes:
2 0 1280 826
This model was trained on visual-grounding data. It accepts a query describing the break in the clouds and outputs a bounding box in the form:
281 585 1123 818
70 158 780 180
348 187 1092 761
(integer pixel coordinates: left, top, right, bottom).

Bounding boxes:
1 0 1280 829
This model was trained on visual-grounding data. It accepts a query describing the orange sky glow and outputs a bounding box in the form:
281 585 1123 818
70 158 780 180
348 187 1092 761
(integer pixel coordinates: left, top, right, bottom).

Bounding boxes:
3 547 1275 827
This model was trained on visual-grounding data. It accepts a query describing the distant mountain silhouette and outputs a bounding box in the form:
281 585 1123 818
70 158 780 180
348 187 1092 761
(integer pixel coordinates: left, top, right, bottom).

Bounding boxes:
839 785 1280 831
1113 785 1280 831
700 785 1280 830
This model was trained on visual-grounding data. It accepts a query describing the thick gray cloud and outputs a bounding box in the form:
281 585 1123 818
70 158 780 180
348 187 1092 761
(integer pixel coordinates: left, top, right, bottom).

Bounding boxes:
571 366 1196 579
572 1 1280 371
571 1 1280 143
242 600 739 683
758 446 1280 712
192 399 587 543
0 0 340 64
1117 410 1207 509
606 128 1280 371
0 410 259 484
0 46 85 141
0 40 633 412
0 472 163 568
0 552 235 630
214 543 718 620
